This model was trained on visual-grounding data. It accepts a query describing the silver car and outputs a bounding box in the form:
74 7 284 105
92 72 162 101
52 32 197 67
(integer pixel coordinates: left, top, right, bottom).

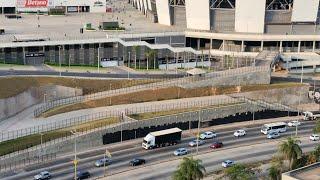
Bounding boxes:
188 139 205 147
34 171 51 180
95 158 112 167
174 148 188 156
267 132 280 139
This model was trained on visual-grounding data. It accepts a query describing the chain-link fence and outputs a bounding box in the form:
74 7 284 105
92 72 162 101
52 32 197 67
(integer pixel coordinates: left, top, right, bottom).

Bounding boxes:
34 65 270 117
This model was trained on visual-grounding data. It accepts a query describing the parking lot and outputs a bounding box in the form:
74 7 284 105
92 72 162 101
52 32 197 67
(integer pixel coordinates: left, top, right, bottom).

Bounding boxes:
0 0 184 43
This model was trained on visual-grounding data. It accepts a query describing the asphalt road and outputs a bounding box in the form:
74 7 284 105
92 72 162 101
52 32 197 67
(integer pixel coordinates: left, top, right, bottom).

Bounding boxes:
0 70 184 79
2 121 316 180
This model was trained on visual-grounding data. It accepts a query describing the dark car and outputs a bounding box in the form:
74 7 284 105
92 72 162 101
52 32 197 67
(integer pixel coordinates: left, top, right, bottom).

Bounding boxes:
129 158 146 166
210 142 223 149
76 171 90 180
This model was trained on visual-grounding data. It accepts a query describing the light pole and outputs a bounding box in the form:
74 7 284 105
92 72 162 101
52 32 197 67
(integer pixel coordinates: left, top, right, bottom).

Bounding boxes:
196 109 201 155
98 45 100 73
58 45 62 76
109 83 112 105
300 61 304 84
39 133 43 161
70 130 77 180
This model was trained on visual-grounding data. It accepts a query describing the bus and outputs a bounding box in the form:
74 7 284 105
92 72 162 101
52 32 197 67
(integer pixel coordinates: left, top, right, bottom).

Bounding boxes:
261 122 287 134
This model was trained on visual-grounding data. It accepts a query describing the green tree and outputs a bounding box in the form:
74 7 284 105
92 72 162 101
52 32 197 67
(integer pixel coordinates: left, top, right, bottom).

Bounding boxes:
313 120 320 134
133 45 139 69
173 157 206 180
278 137 302 170
223 164 254 180
268 155 284 180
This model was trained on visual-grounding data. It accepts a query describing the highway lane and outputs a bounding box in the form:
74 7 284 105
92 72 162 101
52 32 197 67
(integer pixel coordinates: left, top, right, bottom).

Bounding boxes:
0 70 184 79
3 121 315 180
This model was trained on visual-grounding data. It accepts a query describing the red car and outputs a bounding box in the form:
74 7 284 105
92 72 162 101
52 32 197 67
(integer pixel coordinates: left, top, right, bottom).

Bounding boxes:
210 142 223 149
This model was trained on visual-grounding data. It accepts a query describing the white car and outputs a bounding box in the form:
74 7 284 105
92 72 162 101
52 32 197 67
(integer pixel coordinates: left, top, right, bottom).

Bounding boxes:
267 132 280 139
222 160 235 168
310 134 320 141
234 130 246 137
287 121 301 127
34 171 51 180
199 131 217 140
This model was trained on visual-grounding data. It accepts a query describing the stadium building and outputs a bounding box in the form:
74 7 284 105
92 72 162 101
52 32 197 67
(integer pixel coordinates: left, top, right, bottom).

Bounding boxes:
0 0 106 14
1 0 320 73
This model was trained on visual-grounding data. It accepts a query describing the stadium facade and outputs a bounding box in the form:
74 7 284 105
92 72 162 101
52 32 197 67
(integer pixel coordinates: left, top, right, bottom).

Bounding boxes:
0 0 106 14
1 0 320 72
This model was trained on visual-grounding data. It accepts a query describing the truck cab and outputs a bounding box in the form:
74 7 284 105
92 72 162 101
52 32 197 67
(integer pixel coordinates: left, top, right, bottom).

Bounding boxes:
303 111 320 121
142 134 155 149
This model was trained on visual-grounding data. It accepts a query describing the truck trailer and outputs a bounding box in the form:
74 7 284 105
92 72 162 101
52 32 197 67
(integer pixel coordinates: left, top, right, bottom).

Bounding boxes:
142 128 182 150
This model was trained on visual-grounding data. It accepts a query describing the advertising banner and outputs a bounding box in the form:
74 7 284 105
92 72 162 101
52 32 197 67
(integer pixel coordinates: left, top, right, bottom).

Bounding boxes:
16 0 52 8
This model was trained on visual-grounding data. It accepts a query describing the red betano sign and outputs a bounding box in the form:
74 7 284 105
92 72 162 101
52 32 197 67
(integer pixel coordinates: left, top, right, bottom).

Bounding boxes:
24 0 48 7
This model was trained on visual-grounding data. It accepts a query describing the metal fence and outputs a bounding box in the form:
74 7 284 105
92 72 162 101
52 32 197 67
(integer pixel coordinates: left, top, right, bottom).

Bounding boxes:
5 96 245 143
33 65 270 117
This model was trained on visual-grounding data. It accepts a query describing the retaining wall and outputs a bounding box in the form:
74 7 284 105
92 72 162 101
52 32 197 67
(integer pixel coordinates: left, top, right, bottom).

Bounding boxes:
0 85 82 120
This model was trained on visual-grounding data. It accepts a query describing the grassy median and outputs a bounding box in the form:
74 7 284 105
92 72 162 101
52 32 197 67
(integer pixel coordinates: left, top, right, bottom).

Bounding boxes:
0 117 118 156
42 83 304 118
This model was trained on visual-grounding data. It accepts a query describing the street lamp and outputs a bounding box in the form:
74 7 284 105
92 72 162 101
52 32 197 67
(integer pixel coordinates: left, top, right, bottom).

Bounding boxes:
70 130 77 180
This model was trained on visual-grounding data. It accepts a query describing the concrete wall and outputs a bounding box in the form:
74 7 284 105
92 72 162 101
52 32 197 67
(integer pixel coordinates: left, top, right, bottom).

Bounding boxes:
0 85 82 120
181 69 271 89
233 85 310 106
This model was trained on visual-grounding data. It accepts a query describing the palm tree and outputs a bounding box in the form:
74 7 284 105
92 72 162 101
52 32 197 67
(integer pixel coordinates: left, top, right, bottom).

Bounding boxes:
278 137 302 170
268 155 284 180
145 49 154 71
223 164 255 180
313 120 320 134
173 157 206 180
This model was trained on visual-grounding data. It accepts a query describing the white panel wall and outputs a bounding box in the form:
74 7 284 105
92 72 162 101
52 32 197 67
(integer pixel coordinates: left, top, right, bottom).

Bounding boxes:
292 0 319 22
185 0 210 30
147 0 152 11
156 0 171 26
0 0 16 7
138 0 143 11
143 0 148 13
235 0 266 33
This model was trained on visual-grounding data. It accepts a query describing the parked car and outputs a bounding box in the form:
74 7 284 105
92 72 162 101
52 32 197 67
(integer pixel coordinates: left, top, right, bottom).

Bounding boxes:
76 171 90 180
287 120 301 127
234 130 246 137
95 158 112 167
129 158 146 166
34 171 51 180
189 139 205 147
267 132 280 139
222 160 235 168
210 142 223 149
199 131 217 140
174 148 188 156
310 134 320 141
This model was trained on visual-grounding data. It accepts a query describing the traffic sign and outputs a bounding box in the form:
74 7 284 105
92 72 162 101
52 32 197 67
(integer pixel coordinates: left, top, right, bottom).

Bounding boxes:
73 159 78 165
106 149 112 158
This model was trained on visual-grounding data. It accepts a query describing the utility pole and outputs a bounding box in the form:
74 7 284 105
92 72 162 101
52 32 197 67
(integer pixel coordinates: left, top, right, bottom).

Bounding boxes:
70 130 77 180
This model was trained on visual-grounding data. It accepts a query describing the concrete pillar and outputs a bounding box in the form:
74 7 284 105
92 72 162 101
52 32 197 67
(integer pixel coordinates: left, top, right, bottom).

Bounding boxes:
222 40 225 51
22 47 26 65
298 41 301 52
260 41 264 51
210 39 213 49
80 44 84 64
1 7 4 14
241 41 244 52
313 41 316 52
197 38 200 50
279 41 283 52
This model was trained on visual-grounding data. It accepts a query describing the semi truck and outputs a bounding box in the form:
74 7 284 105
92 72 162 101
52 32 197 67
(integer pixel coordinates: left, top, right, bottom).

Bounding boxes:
303 111 320 121
142 128 182 150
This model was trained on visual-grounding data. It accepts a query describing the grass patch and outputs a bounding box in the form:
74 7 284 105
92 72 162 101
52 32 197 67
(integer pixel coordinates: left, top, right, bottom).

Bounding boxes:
42 82 303 118
0 117 118 156
0 77 157 99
